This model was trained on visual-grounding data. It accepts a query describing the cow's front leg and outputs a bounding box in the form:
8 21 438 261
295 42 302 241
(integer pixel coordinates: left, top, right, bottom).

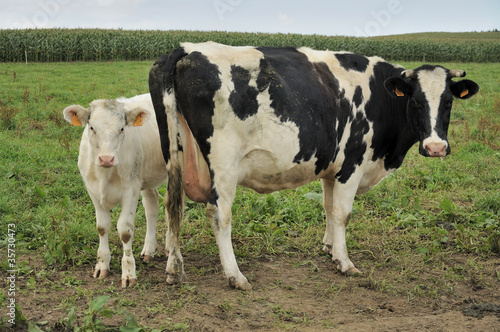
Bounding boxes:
321 179 361 275
140 188 159 262
117 188 140 287
91 197 112 279
207 185 251 291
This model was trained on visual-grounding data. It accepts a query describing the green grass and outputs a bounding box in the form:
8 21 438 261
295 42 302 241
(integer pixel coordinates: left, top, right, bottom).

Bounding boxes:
1 59 499 265
0 57 498 330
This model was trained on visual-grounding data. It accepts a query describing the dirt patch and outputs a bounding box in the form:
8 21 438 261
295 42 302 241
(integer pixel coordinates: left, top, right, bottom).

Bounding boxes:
3 251 500 331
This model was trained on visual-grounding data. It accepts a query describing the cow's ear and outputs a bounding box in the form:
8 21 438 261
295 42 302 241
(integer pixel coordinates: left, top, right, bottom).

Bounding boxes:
127 107 149 127
451 79 479 99
384 77 410 98
63 105 89 126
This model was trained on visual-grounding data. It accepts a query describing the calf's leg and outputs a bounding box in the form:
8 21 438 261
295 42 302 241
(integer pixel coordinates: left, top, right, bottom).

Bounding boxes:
140 188 159 262
93 201 112 279
117 188 140 287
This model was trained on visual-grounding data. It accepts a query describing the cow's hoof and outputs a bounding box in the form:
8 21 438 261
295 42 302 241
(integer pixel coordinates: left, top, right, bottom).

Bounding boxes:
93 268 109 279
166 272 186 285
322 244 332 255
122 278 137 288
142 255 153 263
229 277 253 291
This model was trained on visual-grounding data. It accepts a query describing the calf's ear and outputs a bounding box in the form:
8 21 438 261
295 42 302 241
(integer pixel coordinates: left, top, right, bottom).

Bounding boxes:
63 105 89 126
127 107 149 127
384 77 410 98
451 79 479 99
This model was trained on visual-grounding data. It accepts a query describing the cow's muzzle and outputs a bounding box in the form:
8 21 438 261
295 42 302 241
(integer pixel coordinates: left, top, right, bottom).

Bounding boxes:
422 142 448 157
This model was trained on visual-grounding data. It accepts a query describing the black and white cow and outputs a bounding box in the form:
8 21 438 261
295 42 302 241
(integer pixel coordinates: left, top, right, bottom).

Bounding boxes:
149 42 479 290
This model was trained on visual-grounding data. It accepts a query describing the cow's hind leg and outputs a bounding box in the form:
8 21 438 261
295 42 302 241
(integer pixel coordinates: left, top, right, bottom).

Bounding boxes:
208 180 251 290
321 179 361 276
140 188 159 262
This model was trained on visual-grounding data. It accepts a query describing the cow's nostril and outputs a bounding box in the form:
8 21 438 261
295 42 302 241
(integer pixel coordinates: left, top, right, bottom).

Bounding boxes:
425 143 446 157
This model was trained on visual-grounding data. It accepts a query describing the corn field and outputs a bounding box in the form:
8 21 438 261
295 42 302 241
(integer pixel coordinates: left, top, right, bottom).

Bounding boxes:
1 28 499 63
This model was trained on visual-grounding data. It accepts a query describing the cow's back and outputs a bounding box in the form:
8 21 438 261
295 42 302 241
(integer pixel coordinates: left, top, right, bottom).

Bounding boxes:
172 42 389 193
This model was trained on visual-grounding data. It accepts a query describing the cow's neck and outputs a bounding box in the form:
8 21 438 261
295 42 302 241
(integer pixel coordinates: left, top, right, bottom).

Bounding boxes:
382 97 418 170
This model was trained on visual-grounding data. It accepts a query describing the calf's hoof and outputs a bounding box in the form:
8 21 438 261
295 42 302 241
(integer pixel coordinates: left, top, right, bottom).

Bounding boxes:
334 259 362 276
93 268 109 279
122 278 137 288
345 267 362 276
229 277 252 291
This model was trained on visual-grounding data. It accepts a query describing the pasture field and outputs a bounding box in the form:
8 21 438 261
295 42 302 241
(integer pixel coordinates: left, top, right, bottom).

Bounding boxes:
0 57 499 330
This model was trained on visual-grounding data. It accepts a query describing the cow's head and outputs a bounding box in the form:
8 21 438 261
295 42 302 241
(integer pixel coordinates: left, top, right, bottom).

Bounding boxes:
384 65 479 157
63 99 148 167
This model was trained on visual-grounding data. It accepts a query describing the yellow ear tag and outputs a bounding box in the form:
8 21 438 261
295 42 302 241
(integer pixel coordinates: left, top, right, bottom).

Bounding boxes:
71 113 82 126
460 89 469 98
395 87 405 97
133 113 144 127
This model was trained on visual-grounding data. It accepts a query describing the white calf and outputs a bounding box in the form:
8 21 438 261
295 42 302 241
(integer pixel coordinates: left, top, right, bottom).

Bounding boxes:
63 93 167 287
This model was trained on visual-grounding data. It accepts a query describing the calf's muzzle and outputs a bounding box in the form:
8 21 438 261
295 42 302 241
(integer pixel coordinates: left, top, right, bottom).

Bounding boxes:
99 155 115 167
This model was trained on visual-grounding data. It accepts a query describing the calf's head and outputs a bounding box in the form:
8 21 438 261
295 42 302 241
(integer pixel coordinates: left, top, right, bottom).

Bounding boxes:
384 65 479 157
63 99 148 167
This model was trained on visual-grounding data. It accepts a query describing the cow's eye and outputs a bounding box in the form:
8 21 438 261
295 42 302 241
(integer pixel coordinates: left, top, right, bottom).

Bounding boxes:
90 126 95 132
120 128 124 133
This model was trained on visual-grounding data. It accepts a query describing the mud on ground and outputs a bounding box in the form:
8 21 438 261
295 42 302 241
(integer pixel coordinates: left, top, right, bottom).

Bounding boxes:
4 250 500 331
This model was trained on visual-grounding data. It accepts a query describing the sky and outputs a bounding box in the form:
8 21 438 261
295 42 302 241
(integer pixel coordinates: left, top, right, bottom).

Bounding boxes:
1 0 499 37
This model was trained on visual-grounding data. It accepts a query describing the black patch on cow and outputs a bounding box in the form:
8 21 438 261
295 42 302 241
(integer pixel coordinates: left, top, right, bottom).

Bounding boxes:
176 133 183 152
149 48 189 166
335 53 369 72
335 112 369 183
174 51 222 159
229 65 259 120
353 86 363 108
364 62 418 170
256 47 354 175
208 187 219 206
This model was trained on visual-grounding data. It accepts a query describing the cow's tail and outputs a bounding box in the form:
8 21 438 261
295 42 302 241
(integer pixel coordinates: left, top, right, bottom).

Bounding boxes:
149 48 187 250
